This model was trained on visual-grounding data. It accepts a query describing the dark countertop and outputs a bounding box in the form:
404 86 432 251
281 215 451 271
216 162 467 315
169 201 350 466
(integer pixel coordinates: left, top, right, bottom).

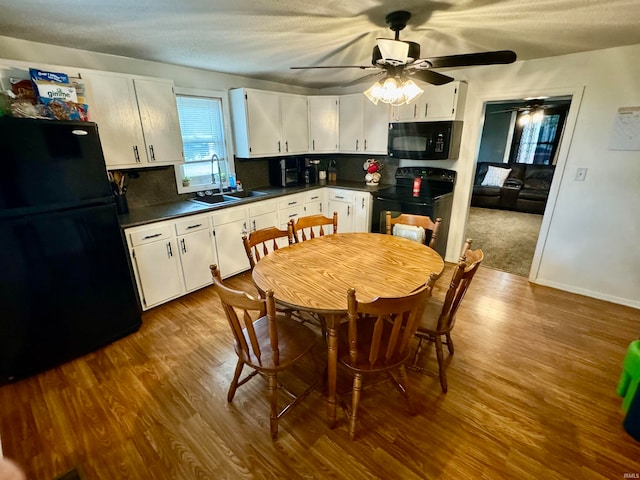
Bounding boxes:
118 180 391 228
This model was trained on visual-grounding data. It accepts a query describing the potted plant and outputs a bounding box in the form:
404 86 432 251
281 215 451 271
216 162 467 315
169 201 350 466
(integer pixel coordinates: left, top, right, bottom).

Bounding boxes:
182 176 191 187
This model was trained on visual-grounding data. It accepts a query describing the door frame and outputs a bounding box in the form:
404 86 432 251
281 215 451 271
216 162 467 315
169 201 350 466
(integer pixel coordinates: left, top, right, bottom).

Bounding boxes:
467 85 585 281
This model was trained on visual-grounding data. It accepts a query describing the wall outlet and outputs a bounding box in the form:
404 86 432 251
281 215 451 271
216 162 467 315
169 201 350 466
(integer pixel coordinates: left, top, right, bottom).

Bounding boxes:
575 167 588 181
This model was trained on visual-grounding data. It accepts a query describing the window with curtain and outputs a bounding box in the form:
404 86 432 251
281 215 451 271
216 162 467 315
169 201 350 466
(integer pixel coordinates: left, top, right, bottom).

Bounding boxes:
175 94 230 191
509 107 568 165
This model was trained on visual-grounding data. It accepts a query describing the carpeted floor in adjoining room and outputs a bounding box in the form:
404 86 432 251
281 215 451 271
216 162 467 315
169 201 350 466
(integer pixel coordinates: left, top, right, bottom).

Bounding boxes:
464 206 543 277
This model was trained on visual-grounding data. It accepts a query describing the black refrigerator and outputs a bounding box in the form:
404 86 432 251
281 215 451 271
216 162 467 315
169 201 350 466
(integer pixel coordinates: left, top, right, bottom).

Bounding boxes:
0 116 141 383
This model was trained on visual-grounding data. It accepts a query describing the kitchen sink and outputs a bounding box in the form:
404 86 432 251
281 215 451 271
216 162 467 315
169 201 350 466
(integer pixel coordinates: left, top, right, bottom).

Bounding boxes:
189 194 241 205
224 190 268 199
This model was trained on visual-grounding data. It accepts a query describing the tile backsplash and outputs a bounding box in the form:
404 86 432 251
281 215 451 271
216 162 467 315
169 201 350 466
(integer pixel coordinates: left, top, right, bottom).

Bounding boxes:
122 154 397 209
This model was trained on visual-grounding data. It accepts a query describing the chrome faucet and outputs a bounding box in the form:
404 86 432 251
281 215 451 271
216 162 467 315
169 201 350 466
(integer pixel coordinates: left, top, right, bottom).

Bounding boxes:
211 154 222 193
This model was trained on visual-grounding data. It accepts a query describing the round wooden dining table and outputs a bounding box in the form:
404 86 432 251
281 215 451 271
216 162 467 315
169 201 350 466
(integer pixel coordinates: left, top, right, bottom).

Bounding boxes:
252 232 444 427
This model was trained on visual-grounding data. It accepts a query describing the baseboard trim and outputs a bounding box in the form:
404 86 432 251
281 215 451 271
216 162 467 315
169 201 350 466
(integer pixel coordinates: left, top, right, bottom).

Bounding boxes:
534 278 640 309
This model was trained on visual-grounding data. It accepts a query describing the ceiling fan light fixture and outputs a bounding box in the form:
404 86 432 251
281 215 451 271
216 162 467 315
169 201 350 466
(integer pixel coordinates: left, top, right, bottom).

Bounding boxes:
376 38 409 64
364 76 423 106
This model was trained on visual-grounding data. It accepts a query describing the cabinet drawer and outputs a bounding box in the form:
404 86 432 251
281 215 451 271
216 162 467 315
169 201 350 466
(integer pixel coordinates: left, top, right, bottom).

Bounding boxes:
128 223 173 246
304 190 323 203
280 205 305 225
278 194 304 210
248 199 277 218
211 206 246 226
174 215 210 235
328 189 355 203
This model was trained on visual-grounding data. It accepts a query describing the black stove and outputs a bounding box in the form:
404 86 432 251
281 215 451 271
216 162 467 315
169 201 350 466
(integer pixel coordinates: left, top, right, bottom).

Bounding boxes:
371 167 456 257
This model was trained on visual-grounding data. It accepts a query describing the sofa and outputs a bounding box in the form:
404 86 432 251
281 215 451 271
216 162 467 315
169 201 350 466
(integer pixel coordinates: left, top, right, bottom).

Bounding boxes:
471 162 555 214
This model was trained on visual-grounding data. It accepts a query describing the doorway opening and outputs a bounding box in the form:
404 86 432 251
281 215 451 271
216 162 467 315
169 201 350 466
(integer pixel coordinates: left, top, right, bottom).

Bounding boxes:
465 95 571 277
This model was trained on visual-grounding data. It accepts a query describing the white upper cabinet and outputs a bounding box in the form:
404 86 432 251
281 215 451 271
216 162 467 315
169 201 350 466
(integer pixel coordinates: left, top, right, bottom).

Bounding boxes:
133 78 185 164
308 96 339 153
393 81 467 122
84 72 184 168
230 88 309 158
339 94 389 154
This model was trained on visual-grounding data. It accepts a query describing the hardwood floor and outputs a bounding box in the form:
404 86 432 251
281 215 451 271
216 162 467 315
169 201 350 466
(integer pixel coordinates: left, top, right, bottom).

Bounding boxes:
1 265 639 479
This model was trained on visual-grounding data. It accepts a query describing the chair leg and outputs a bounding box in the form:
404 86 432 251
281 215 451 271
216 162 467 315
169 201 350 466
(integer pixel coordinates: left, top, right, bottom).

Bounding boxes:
445 332 454 355
397 364 415 415
228 358 245 402
434 335 448 393
349 373 363 441
268 373 279 440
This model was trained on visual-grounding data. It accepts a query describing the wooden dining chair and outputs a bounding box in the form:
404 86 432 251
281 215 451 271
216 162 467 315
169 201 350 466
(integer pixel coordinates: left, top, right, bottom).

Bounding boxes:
338 283 432 440
289 211 338 243
210 264 320 440
411 239 484 393
242 225 294 270
385 211 442 248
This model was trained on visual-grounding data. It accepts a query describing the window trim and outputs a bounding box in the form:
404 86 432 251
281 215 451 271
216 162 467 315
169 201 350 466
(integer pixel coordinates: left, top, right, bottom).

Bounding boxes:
173 87 235 194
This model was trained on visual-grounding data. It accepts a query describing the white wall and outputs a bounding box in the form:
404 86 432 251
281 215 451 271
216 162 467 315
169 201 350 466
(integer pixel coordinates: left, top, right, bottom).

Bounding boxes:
1 35 638 308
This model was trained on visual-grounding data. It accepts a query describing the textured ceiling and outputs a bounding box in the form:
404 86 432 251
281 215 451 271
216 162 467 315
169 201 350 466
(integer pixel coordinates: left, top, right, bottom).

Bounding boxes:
0 0 639 89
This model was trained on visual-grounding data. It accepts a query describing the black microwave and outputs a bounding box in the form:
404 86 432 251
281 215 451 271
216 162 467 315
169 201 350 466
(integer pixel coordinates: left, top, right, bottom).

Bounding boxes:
388 121 463 160
268 157 304 187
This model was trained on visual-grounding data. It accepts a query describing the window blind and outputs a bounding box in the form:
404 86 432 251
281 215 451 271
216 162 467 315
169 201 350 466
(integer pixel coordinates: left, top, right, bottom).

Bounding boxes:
176 96 226 163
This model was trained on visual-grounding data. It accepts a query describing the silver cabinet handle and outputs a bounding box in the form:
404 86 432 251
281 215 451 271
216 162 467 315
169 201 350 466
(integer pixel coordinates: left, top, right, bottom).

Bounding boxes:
288 213 298 218
133 145 140 163
320 203 323 212
424 103 429 118
288 201 297 206
355 139 359 151
347 206 351 216
312 139 315 150
277 141 281 152
335 195 344 199
413 104 417 118
149 144 156 162
186 224 202 230
143 233 162 240
181 238 187 253
285 140 289 152
364 139 368 151
252 219 256 231
167 242 173 258
362 198 365 208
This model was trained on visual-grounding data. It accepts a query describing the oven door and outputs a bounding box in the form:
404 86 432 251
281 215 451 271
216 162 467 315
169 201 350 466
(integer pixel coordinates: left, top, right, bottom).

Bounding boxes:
371 195 435 235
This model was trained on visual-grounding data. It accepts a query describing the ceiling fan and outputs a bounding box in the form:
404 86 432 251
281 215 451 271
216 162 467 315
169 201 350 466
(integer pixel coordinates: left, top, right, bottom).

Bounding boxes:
489 98 567 115
290 10 517 88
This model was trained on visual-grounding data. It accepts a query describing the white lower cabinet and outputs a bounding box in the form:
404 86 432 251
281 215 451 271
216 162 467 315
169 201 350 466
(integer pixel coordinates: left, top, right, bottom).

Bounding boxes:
126 222 185 310
353 192 372 232
303 190 325 216
211 206 251 278
327 188 372 234
327 188 356 233
175 216 217 292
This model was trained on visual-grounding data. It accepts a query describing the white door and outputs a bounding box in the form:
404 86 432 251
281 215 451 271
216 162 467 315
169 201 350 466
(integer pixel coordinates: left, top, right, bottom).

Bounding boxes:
353 192 372 232
309 96 339 153
328 200 354 233
178 229 216 291
339 94 363 152
424 82 458 120
133 239 183 307
245 90 282 156
83 73 146 168
134 78 184 164
214 219 251 278
363 101 390 154
280 94 309 154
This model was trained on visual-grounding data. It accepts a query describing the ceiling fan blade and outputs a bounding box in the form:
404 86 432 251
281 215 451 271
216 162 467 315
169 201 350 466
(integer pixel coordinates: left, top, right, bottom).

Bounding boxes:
408 69 454 86
290 65 377 70
341 71 385 87
426 50 517 69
